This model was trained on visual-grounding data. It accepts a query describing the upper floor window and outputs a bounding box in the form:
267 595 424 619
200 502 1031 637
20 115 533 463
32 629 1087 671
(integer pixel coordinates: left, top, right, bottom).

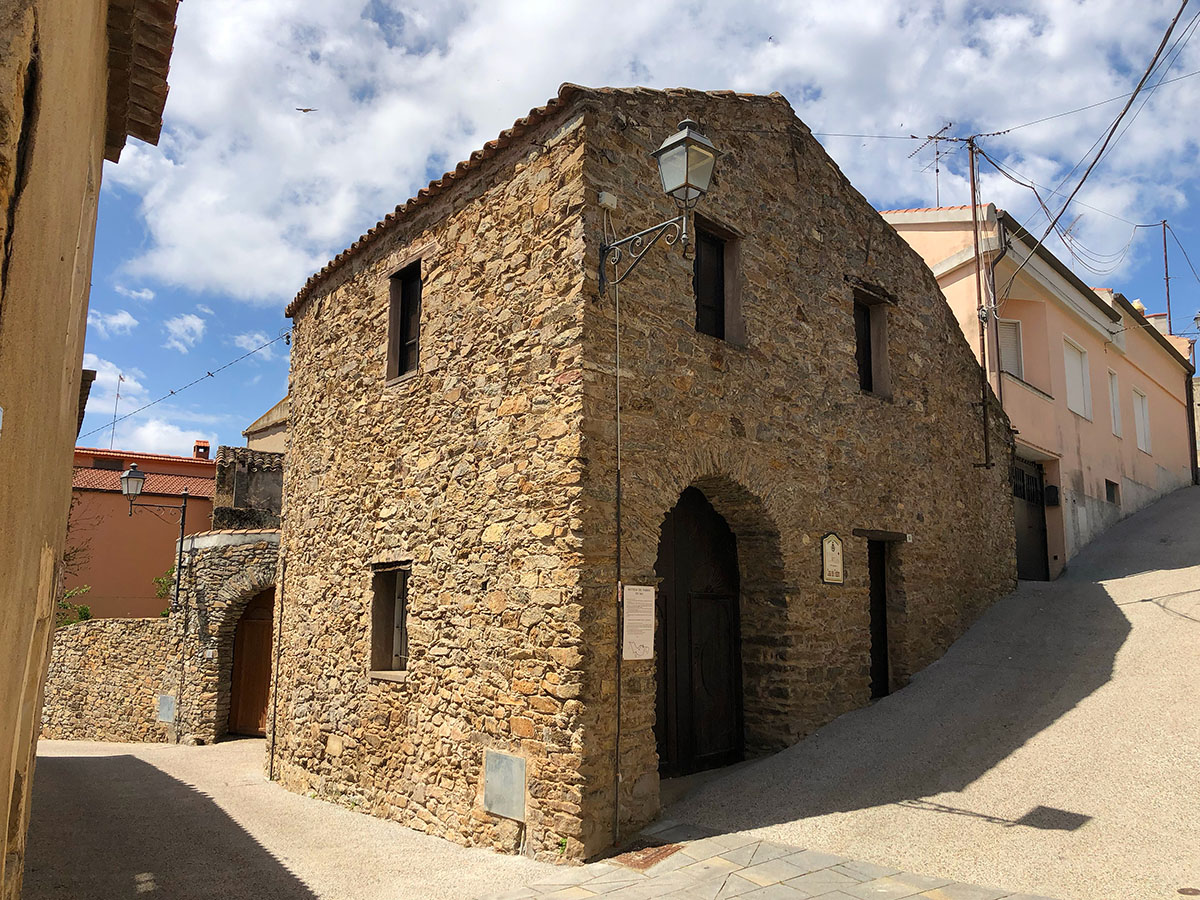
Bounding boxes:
387 261 422 380
998 320 1023 379
1133 388 1151 453
694 229 725 339
1108 370 1122 437
1063 337 1091 419
690 217 745 345
852 287 892 398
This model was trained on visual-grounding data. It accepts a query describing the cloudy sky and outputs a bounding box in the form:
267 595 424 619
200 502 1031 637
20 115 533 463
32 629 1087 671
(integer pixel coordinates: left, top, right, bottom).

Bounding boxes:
79 0 1200 455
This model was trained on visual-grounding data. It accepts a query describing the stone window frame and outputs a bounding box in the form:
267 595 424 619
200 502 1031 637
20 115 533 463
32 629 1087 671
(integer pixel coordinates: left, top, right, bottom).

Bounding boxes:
385 250 425 385
850 281 893 400
369 562 411 683
691 213 747 347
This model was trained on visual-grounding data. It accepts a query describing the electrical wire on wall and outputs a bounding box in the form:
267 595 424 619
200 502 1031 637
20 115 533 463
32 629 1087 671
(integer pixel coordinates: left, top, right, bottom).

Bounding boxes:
602 206 625 846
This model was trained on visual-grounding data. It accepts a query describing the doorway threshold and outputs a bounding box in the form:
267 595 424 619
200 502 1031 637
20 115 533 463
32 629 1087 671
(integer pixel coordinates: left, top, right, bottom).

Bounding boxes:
659 756 760 808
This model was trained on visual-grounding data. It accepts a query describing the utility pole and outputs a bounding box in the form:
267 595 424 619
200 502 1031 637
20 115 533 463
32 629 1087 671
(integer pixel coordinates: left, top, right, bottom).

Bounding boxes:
968 137 993 468
1162 220 1173 334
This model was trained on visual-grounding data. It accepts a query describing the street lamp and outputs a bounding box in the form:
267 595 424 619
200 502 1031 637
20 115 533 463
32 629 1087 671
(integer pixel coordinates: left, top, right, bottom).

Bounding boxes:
599 119 720 293
120 462 189 614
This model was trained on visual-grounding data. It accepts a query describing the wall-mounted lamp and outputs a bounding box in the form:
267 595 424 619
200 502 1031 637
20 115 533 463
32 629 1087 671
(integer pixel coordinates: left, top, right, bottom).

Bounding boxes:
599 119 720 293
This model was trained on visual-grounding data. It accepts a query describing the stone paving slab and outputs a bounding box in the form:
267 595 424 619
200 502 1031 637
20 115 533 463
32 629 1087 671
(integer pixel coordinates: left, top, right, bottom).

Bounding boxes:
478 826 1064 900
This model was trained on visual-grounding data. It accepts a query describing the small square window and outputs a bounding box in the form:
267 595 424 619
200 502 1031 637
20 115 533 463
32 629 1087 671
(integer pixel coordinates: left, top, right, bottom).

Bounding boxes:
1105 479 1120 504
371 566 409 671
387 261 422 380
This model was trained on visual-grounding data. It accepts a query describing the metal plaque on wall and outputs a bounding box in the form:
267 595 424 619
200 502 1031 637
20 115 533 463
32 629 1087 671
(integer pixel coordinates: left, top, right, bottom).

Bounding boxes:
483 750 526 822
156 694 176 723
821 533 844 584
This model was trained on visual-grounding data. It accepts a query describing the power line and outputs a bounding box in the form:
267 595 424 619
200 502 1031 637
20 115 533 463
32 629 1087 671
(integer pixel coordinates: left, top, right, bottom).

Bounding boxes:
1000 0 1191 298
997 66 1200 134
1167 223 1200 288
78 331 291 440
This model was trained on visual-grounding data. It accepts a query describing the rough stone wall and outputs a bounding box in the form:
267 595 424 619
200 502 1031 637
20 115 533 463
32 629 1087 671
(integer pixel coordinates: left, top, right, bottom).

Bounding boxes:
574 88 1016 845
40 619 176 742
212 446 284 530
273 106 590 860
174 530 278 744
38 530 278 746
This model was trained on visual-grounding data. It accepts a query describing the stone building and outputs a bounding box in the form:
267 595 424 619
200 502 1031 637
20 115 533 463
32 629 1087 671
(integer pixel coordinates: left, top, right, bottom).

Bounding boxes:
0 2 178 896
271 84 1016 862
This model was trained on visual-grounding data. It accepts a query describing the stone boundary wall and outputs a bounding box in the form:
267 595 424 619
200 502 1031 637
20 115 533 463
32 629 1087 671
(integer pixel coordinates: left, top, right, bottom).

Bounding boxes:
41 618 177 742
175 529 279 744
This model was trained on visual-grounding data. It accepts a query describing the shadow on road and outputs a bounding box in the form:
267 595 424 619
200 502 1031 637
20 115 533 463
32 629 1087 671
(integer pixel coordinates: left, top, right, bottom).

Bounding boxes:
665 487 1200 835
24 754 316 899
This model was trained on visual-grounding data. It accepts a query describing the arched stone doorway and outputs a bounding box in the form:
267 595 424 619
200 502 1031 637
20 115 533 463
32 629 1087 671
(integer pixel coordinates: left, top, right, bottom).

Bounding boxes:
228 587 274 737
655 487 743 777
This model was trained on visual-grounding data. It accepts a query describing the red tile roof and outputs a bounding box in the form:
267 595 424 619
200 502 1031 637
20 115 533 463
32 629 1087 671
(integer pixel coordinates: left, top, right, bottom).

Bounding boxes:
76 446 215 466
877 204 976 214
73 467 215 499
285 83 790 318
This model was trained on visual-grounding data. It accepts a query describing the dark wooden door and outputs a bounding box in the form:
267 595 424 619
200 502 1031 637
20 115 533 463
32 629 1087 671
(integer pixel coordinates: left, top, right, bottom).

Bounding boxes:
868 540 890 699
655 488 742 778
229 588 274 737
1012 458 1050 581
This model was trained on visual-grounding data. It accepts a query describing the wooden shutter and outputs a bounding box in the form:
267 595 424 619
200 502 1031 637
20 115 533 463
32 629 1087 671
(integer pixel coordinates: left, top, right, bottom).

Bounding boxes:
998 321 1022 378
1063 340 1088 416
694 231 725 339
854 300 873 392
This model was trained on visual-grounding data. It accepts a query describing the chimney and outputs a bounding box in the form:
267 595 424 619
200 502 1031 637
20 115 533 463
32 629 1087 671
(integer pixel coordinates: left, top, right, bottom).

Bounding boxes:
193 440 210 459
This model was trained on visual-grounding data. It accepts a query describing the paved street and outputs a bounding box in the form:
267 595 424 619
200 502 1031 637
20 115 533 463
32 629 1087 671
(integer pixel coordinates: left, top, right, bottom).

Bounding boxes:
23 739 556 900
24 487 1200 899
662 486 1200 900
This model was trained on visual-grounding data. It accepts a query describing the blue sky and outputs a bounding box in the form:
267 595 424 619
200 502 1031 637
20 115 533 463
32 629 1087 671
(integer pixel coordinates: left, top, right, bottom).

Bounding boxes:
79 0 1200 455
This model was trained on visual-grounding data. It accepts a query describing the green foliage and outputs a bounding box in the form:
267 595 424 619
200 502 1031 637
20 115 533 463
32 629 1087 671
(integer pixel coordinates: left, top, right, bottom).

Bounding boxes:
56 585 92 628
154 565 175 600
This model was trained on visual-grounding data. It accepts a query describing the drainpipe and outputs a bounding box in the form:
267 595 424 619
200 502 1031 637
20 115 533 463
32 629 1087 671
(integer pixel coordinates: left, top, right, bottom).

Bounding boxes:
987 217 1010 409
1187 376 1198 486
268 555 286 780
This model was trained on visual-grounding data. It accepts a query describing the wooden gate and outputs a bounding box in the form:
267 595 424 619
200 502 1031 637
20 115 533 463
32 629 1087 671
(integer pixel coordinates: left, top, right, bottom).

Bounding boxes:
228 588 274 737
655 488 743 778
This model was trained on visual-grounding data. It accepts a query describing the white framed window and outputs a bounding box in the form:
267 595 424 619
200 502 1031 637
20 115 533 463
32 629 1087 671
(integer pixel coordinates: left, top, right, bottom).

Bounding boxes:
1063 337 1092 419
1108 370 1121 437
1133 388 1151 453
997 320 1023 378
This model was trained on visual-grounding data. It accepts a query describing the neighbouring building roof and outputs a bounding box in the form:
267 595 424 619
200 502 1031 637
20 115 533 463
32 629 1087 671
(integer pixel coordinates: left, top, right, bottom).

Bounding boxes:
285 83 789 318
215 445 284 471
77 369 96 437
72 467 215 498
104 0 180 162
73 446 216 498
242 395 289 438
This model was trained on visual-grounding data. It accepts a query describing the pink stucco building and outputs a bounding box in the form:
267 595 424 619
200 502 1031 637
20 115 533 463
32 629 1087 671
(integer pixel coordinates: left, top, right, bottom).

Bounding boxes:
68 445 215 618
883 204 1197 579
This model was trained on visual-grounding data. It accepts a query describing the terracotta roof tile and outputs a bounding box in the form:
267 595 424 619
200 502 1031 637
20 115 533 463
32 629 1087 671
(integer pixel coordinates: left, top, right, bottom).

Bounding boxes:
73 467 215 499
877 204 975 214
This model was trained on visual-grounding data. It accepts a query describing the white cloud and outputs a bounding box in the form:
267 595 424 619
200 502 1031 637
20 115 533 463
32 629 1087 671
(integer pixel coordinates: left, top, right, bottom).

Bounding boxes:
115 285 155 302
117 417 214 456
233 330 274 360
196 303 215 315
163 313 207 352
80 354 149 439
87 309 140 338
103 0 1200 303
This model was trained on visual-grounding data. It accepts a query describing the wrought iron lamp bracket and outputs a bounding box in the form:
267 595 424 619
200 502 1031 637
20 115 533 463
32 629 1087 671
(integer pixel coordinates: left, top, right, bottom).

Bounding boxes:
599 213 688 294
